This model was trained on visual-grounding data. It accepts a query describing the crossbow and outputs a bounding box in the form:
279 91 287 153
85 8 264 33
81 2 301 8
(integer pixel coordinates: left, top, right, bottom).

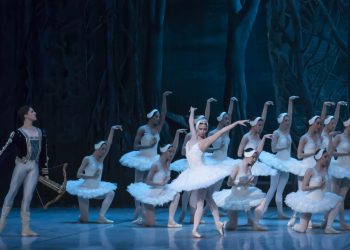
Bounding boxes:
37 163 68 209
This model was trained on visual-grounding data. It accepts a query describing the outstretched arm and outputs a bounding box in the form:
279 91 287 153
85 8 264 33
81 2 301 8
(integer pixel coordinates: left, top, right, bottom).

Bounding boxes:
102 125 122 160
256 134 272 156
158 91 172 132
333 101 347 130
287 96 299 131
320 101 335 122
181 133 191 156
189 107 197 142
237 135 249 158
204 97 217 121
198 120 248 152
227 97 238 123
170 129 187 162
261 101 274 131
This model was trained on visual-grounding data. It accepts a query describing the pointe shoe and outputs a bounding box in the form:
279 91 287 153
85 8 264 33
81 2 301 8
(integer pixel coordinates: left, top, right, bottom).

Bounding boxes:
324 227 340 234
287 216 296 227
340 222 350 231
307 220 313 229
252 223 268 231
97 216 114 224
292 224 306 233
167 222 182 228
131 218 143 225
192 230 203 238
215 221 224 236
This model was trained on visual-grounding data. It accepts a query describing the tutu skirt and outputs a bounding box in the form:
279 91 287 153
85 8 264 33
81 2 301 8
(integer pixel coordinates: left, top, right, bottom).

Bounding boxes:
66 179 117 199
278 158 311 176
119 151 159 171
213 187 265 211
170 159 189 173
259 151 289 172
127 182 177 206
328 160 350 180
169 164 232 192
285 190 342 213
251 161 277 176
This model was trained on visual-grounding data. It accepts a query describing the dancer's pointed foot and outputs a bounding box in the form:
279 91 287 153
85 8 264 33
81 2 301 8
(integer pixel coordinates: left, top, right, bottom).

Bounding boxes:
192 230 203 238
215 221 224 236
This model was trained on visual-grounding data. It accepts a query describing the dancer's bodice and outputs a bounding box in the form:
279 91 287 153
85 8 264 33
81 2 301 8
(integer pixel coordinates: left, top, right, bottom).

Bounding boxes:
212 133 230 160
152 161 170 185
81 156 103 189
244 132 261 150
275 129 292 160
139 126 160 157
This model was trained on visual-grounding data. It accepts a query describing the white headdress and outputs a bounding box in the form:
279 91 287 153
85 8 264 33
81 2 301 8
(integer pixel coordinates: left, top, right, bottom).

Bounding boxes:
243 148 257 158
314 148 326 160
249 117 262 127
217 112 227 122
343 118 350 127
94 141 106 150
147 109 159 119
308 115 320 125
277 113 288 124
195 119 208 130
324 116 334 125
160 144 172 153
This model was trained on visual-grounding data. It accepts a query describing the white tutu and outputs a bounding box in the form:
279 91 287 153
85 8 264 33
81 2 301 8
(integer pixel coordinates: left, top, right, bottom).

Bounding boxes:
127 182 177 206
328 160 350 180
213 187 265 211
251 161 277 176
169 165 232 192
278 158 311 176
66 179 117 199
119 151 159 171
204 153 240 167
170 159 189 173
285 190 342 213
259 151 289 172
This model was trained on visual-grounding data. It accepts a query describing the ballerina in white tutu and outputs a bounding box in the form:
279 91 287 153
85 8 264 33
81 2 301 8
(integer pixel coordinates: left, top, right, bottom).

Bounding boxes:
205 97 240 194
320 101 347 149
285 147 343 234
127 128 187 227
237 101 276 224
288 103 330 226
261 96 299 219
169 106 247 238
171 97 216 224
237 101 277 178
213 134 272 231
66 125 122 223
119 91 172 222
328 118 350 230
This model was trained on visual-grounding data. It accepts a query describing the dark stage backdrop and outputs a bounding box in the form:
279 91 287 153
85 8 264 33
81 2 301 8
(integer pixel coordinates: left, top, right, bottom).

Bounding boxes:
0 0 349 208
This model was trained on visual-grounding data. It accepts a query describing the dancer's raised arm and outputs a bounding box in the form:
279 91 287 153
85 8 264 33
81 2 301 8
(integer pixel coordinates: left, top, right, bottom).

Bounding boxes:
198 120 248 152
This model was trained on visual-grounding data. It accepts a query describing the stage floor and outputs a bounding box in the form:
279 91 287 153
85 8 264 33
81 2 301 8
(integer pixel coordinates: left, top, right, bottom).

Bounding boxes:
0 208 349 250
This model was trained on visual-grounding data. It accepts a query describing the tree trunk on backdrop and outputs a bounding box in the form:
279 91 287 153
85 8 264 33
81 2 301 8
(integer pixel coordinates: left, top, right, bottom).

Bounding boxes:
143 0 167 110
224 0 260 120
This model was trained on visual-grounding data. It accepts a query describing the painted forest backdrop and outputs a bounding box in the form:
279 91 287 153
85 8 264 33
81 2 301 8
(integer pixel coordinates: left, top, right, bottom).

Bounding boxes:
0 0 349 207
